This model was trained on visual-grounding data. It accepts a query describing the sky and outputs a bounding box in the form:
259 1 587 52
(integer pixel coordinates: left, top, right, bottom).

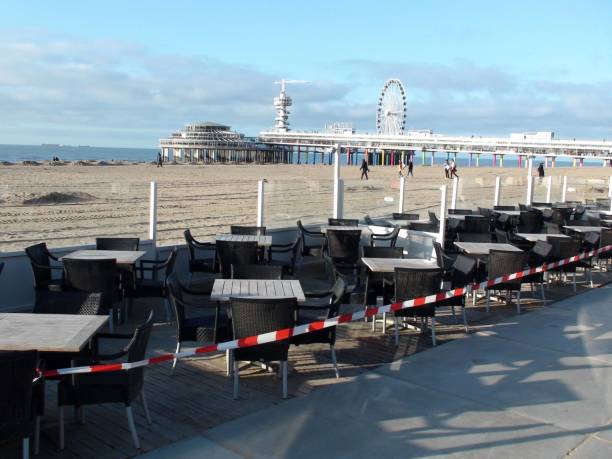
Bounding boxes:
0 0 611 147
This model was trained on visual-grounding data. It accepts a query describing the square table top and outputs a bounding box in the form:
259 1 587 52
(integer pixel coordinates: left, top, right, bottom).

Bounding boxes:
563 226 605 234
493 210 522 216
215 234 273 246
361 257 438 273
210 279 305 303
385 219 430 227
515 233 569 242
320 225 363 232
454 242 524 255
0 313 108 353
61 249 146 265
447 214 485 221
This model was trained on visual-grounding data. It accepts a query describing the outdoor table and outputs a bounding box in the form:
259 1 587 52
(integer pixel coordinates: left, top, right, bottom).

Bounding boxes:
0 313 108 353
447 214 485 221
454 242 524 256
210 279 305 303
361 257 438 273
563 226 605 234
320 225 363 232
215 234 272 246
61 249 146 265
515 233 570 242
493 210 522 217
387 219 430 227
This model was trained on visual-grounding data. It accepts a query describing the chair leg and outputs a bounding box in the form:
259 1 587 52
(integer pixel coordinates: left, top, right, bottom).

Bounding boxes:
233 360 240 399
540 283 546 302
393 316 400 346
589 268 594 288
573 271 576 292
281 360 288 399
125 406 140 450
58 406 65 450
451 305 457 322
164 298 172 322
516 290 521 314
330 344 340 379
34 416 40 455
108 309 114 333
171 342 181 376
382 311 387 334
431 317 436 346
141 389 152 425
485 290 491 313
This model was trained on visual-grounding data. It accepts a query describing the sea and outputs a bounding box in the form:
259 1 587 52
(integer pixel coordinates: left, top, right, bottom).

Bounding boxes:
0 143 605 168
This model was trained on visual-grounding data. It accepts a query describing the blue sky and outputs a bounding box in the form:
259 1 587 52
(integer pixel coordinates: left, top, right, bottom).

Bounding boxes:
0 0 611 147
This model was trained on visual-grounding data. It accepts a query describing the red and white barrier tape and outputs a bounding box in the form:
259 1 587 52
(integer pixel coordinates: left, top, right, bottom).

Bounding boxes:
43 244 612 378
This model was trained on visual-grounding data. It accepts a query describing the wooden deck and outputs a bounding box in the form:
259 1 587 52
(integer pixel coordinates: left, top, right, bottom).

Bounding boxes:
3 263 610 458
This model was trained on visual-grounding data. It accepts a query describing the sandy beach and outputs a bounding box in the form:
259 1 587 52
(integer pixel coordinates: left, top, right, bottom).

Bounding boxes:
0 163 610 252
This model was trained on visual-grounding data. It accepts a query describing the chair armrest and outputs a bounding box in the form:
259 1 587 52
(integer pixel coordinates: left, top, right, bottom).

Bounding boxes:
304 290 332 298
302 228 325 237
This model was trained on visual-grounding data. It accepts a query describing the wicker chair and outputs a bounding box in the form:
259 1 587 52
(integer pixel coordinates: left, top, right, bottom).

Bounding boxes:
57 312 154 450
95 237 140 251
25 242 64 293
448 209 472 215
369 226 400 247
296 220 326 257
232 264 283 279
33 290 103 315
291 277 346 378
495 229 509 243
392 213 419 220
547 237 581 291
131 248 178 321
432 241 456 280
428 211 440 225
457 232 492 243
523 241 553 301
392 267 443 346
493 205 515 211
267 238 300 276
598 228 612 267
484 250 528 314
184 229 217 283
436 254 476 332
577 232 600 287
464 216 490 233
328 218 359 227
0 350 40 459
216 240 259 279
518 211 543 233
230 225 266 236
326 229 362 280
62 257 119 331
230 297 297 399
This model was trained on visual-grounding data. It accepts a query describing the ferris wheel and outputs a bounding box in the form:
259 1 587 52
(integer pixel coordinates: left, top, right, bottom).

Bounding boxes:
376 79 407 135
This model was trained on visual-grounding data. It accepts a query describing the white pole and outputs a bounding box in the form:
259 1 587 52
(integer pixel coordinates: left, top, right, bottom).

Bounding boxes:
333 145 341 218
561 176 567 203
149 181 157 246
608 175 612 199
546 176 552 203
493 176 501 206
526 156 534 205
338 179 344 219
257 179 265 227
450 177 458 209
398 175 405 213
438 185 447 247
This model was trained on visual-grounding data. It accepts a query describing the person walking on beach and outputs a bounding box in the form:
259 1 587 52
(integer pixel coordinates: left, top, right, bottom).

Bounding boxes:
398 160 404 177
157 151 163 168
450 159 459 179
444 160 450 179
360 158 370 180
537 162 545 183
407 158 414 176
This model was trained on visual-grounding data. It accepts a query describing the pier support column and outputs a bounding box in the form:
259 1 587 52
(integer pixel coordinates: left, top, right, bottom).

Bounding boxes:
422 149 426 165
493 154 497 167
518 155 523 168
431 151 435 167
297 146 301 164
468 153 472 167
551 157 556 168
476 154 480 167
580 157 584 167
453 152 457 165
347 147 351 165
499 155 504 168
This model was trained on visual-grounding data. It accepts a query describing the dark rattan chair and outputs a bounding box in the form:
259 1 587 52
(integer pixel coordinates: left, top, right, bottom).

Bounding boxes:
464 215 490 233
392 213 419 220
524 241 553 302
495 229 509 243
393 267 443 346
485 250 528 314
232 264 283 279
518 211 543 233
0 350 40 459
230 225 266 235
547 236 581 291
63 257 119 332
296 220 325 257
291 277 346 378
494 205 515 211
184 229 217 283
598 228 612 267
25 242 64 293
217 240 259 279
57 312 154 450
166 274 231 375
267 238 300 276
448 209 472 215
436 254 476 332
230 297 297 399
95 237 140 251
326 229 362 280
457 232 492 243
369 226 400 247
432 241 456 281
328 218 359 226
131 248 178 321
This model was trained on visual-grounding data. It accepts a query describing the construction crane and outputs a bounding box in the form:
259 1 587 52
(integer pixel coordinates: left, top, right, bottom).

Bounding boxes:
273 79 308 132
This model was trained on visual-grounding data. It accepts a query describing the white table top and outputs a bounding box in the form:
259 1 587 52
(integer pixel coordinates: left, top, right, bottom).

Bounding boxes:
361 257 438 273
515 233 569 242
454 242 524 255
387 219 430 226
61 249 146 265
210 279 305 302
494 210 522 216
447 214 485 221
563 226 605 234
215 235 273 246
0 313 108 353
321 225 363 232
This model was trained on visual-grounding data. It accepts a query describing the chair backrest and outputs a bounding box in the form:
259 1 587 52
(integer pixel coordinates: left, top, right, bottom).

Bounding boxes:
528 241 553 267
547 237 580 260
582 232 600 251
432 241 445 269
25 242 53 288
0 350 38 433
448 209 472 215
464 216 489 233
95 237 140 251
184 229 197 262
63 258 117 293
394 267 442 302
494 205 515 211
495 229 509 243
428 211 439 224
477 207 491 217
326 229 362 262
232 264 283 279
600 228 612 248
532 202 551 208
33 290 103 315
230 226 266 236
370 227 400 247
487 250 528 282
450 255 477 288
163 247 179 280
364 215 375 225
328 277 347 316
518 211 543 233
216 240 259 278
230 297 296 361
392 213 419 220
551 208 570 226
362 246 403 258
544 222 561 234
457 232 491 243
328 218 359 227
125 311 154 394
